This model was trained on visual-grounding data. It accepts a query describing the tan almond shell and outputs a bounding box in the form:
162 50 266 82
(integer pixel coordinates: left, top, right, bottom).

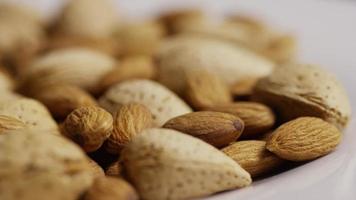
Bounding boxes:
0 98 59 134
156 36 274 95
88 159 105 178
122 128 251 200
57 0 118 38
99 79 192 126
222 140 284 177
20 48 116 95
206 102 275 137
0 131 94 200
0 67 14 91
105 103 154 154
253 63 351 129
83 177 138 200
105 161 123 177
266 117 342 161
63 106 113 152
163 111 244 148
0 115 27 135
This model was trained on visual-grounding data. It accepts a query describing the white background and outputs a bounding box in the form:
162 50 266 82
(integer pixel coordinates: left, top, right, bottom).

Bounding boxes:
2 0 356 199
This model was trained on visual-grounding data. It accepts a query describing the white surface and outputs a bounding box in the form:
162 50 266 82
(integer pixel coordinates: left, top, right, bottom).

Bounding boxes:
4 0 356 199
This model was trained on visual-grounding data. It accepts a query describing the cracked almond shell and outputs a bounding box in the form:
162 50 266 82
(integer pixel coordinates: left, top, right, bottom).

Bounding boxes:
253 63 351 129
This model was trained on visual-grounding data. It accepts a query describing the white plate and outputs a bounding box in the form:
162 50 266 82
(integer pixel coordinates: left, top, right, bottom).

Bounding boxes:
9 0 356 199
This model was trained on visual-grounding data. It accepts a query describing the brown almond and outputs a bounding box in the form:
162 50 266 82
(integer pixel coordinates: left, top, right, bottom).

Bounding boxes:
163 111 244 148
206 102 275 137
266 117 342 161
230 78 258 99
105 103 154 154
0 115 27 134
185 69 232 110
222 140 284 177
63 106 113 152
99 56 156 91
33 84 97 119
83 177 138 200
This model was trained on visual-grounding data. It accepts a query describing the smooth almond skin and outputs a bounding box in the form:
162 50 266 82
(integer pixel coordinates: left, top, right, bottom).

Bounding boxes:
33 84 97 119
99 79 192 126
185 69 232 110
63 106 113 152
156 36 274 95
0 98 59 134
266 117 342 161
0 131 94 200
83 177 138 200
20 48 116 95
99 55 157 91
106 103 154 154
57 0 117 38
122 128 251 200
0 115 27 134
163 111 244 148
207 102 275 137
222 140 284 177
253 63 351 129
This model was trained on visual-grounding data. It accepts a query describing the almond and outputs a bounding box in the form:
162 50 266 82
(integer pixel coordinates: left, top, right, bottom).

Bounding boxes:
0 66 14 91
99 79 192 126
122 128 251 200
63 106 113 152
19 48 116 95
230 78 258 99
266 117 342 161
33 84 97 119
57 0 118 38
0 131 94 200
99 55 157 91
83 177 138 200
163 111 244 148
0 98 59 134
185 69 232 110
206 102 275 137
0 115 26 134
222 140 284 177
253 63 351 129
105 103 154 154
157 36 274 95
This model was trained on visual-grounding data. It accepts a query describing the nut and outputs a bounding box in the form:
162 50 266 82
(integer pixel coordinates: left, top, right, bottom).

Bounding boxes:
157 36 274 95
122 128 251 200
63 106 113 152
0 131 94 200
99 79 192 126
88 159 105 178
163 111 244 148
206 102 275 137
0 115 26 134
230 78 259 99
222 140 284 177
19 48 116 95
0 98 59 134
253 63 351 129
266 117 342 161
33 84 97 119
99 55 157 91
185 69 232 110
83 177 138 200
105 103 153 154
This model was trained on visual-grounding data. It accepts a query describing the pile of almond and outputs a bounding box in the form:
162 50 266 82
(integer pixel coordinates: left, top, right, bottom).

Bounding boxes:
0 1 351 200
